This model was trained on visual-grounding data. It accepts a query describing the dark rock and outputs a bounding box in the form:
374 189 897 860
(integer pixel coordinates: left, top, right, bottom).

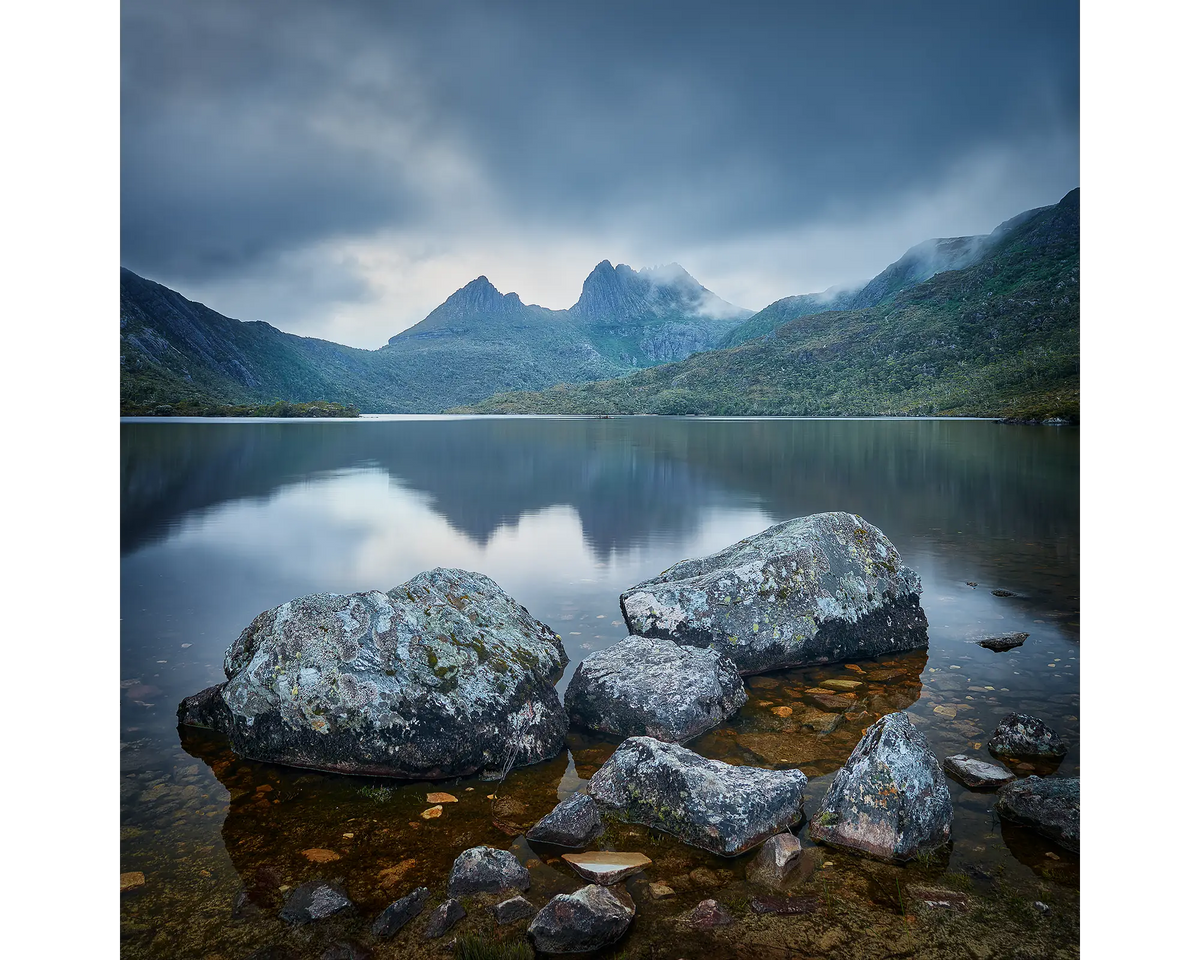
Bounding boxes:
447 846 530 896
745 833 819 889
321 941 372 960
944 755 1016 788
423 899 466 939
977 632 1028 652
231 889 261 921
991 590 1015 598
619 513 928 674
370 887 429 941
177 568 569 780
996 776 1080 853
749 894 821 915
279 881 353 924
526 793 604 848
588 736 807 856
565 635 746 742
527 884 635 954
809 712 952 862
988 714 1069 758
686 899 735 927
493 895 534 925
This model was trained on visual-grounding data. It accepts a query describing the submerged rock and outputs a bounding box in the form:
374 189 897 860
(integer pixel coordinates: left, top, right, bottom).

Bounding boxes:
686 899 734 927
423 899 465 939
620 513 927 674
562 851 652 884
587 736 807 856
809 712 952 861
564 635 746 742
745 833 819 890
370 887 429 941
944 755 1016 789
996 776 1080 853
527 792 604 848
447 846 530 896
279 881 353 924
177 568 569 780
528 885 635 954
988 713 1069 758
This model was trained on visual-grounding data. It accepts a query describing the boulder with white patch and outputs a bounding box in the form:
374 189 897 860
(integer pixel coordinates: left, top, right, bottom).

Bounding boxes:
177 568 568 780
619 513 927 674
587 736 807 856
565 635 746 742
809 712 952 862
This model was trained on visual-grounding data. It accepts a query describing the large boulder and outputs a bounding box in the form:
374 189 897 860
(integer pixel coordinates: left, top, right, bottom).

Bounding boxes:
177 568 569 779
988 713 1069 759
996 776 1080 853
620 513 927 674
527 793 604 848
587 736 807 856
527 885 635 954
809 712 952 862
564 636 746 742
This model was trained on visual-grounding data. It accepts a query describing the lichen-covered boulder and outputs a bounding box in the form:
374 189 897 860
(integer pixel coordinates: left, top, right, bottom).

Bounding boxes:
996 776 1080 853
988 713 1069 759
527 793 604 848
564 636 746 742
447 846 530 896
620 513 927 674
587 736 807 857
809 712 951 861
527 885 635 954
177 568 568 780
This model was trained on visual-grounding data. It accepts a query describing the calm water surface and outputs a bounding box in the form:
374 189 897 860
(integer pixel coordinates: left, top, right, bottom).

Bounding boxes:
120 417 1079 959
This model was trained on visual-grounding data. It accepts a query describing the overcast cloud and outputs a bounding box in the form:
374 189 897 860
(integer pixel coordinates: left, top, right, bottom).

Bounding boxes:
121 0 1079 348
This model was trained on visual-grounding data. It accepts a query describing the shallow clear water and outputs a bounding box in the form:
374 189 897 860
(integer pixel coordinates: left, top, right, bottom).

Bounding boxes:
120 417 1079 958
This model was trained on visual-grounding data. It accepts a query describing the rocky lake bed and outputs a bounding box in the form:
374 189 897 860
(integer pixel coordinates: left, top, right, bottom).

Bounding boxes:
121 417 1080 959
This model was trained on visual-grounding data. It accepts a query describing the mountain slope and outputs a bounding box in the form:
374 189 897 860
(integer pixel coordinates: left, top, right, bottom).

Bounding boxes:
456 189 1080 420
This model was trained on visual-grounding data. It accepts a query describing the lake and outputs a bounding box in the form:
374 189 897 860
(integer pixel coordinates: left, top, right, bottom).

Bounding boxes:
120 416 1079 958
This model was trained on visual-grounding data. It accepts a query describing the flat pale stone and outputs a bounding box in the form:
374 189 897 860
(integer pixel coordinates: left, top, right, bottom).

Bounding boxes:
562 851 653 884
420 805 443 819
770 706 793 717
648 882 676 899
426 792 458 803
301 848 341 863
820 679 863 691
944 755 1015 788
121 871 145 892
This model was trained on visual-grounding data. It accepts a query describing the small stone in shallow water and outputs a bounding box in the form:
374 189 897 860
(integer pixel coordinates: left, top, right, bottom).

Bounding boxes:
279 881 353 924
371 887 429 939
426 792 457 803
493 895 534 925
771 706 793 718
648 882 676 900
301 848 341 863
424 899 465 938
687 899 734 927
420 805 442 819
933 704 958 718
944 755 1016 788
120 871 145 892
820 679 863 691
527 793 604 848
992 590 1015 597
563 851 652 884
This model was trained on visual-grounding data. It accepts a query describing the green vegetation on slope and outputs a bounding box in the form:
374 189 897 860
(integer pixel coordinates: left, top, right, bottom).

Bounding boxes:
121 399 360 418
455 190 1080 421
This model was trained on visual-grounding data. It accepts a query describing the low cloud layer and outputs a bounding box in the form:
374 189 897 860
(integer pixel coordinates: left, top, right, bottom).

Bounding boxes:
122 0 1079 347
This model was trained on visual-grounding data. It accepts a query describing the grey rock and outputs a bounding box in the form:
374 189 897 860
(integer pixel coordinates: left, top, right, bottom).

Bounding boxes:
587 736 807 856
809 712 952 861
944 755 1016 789
423 899 466 939
565 635 746 742
526 792 604 848
177 568 569 780
977 632 1028 652
527 884 635 954
370 887 429 940
686 899 734 927
620 513 927 674
278 881 353 924
996 776 1080 853
447 846 530 896
493 895 534 925
988 713 1069 758
745 833 819 889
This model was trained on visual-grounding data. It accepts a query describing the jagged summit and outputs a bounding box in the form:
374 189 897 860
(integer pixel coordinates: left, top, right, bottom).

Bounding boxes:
572 260 749 322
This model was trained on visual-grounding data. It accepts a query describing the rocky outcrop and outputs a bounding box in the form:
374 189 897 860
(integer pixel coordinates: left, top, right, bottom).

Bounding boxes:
527 884 635 954
279 881 353 924
370 887 429 940
587 736 807 856
809 713 952 861
447 846 530 896
988 714 1069 758
527 792 604 848
177 568 569 780
620 513 927 674
564 636 746 742
996 776 1080 853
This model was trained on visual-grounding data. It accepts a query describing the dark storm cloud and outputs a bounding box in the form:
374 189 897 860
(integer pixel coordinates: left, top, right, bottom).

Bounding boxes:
121 0 1078 340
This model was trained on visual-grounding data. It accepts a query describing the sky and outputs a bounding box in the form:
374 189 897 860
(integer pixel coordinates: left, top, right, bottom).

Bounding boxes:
121 0 1079 348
